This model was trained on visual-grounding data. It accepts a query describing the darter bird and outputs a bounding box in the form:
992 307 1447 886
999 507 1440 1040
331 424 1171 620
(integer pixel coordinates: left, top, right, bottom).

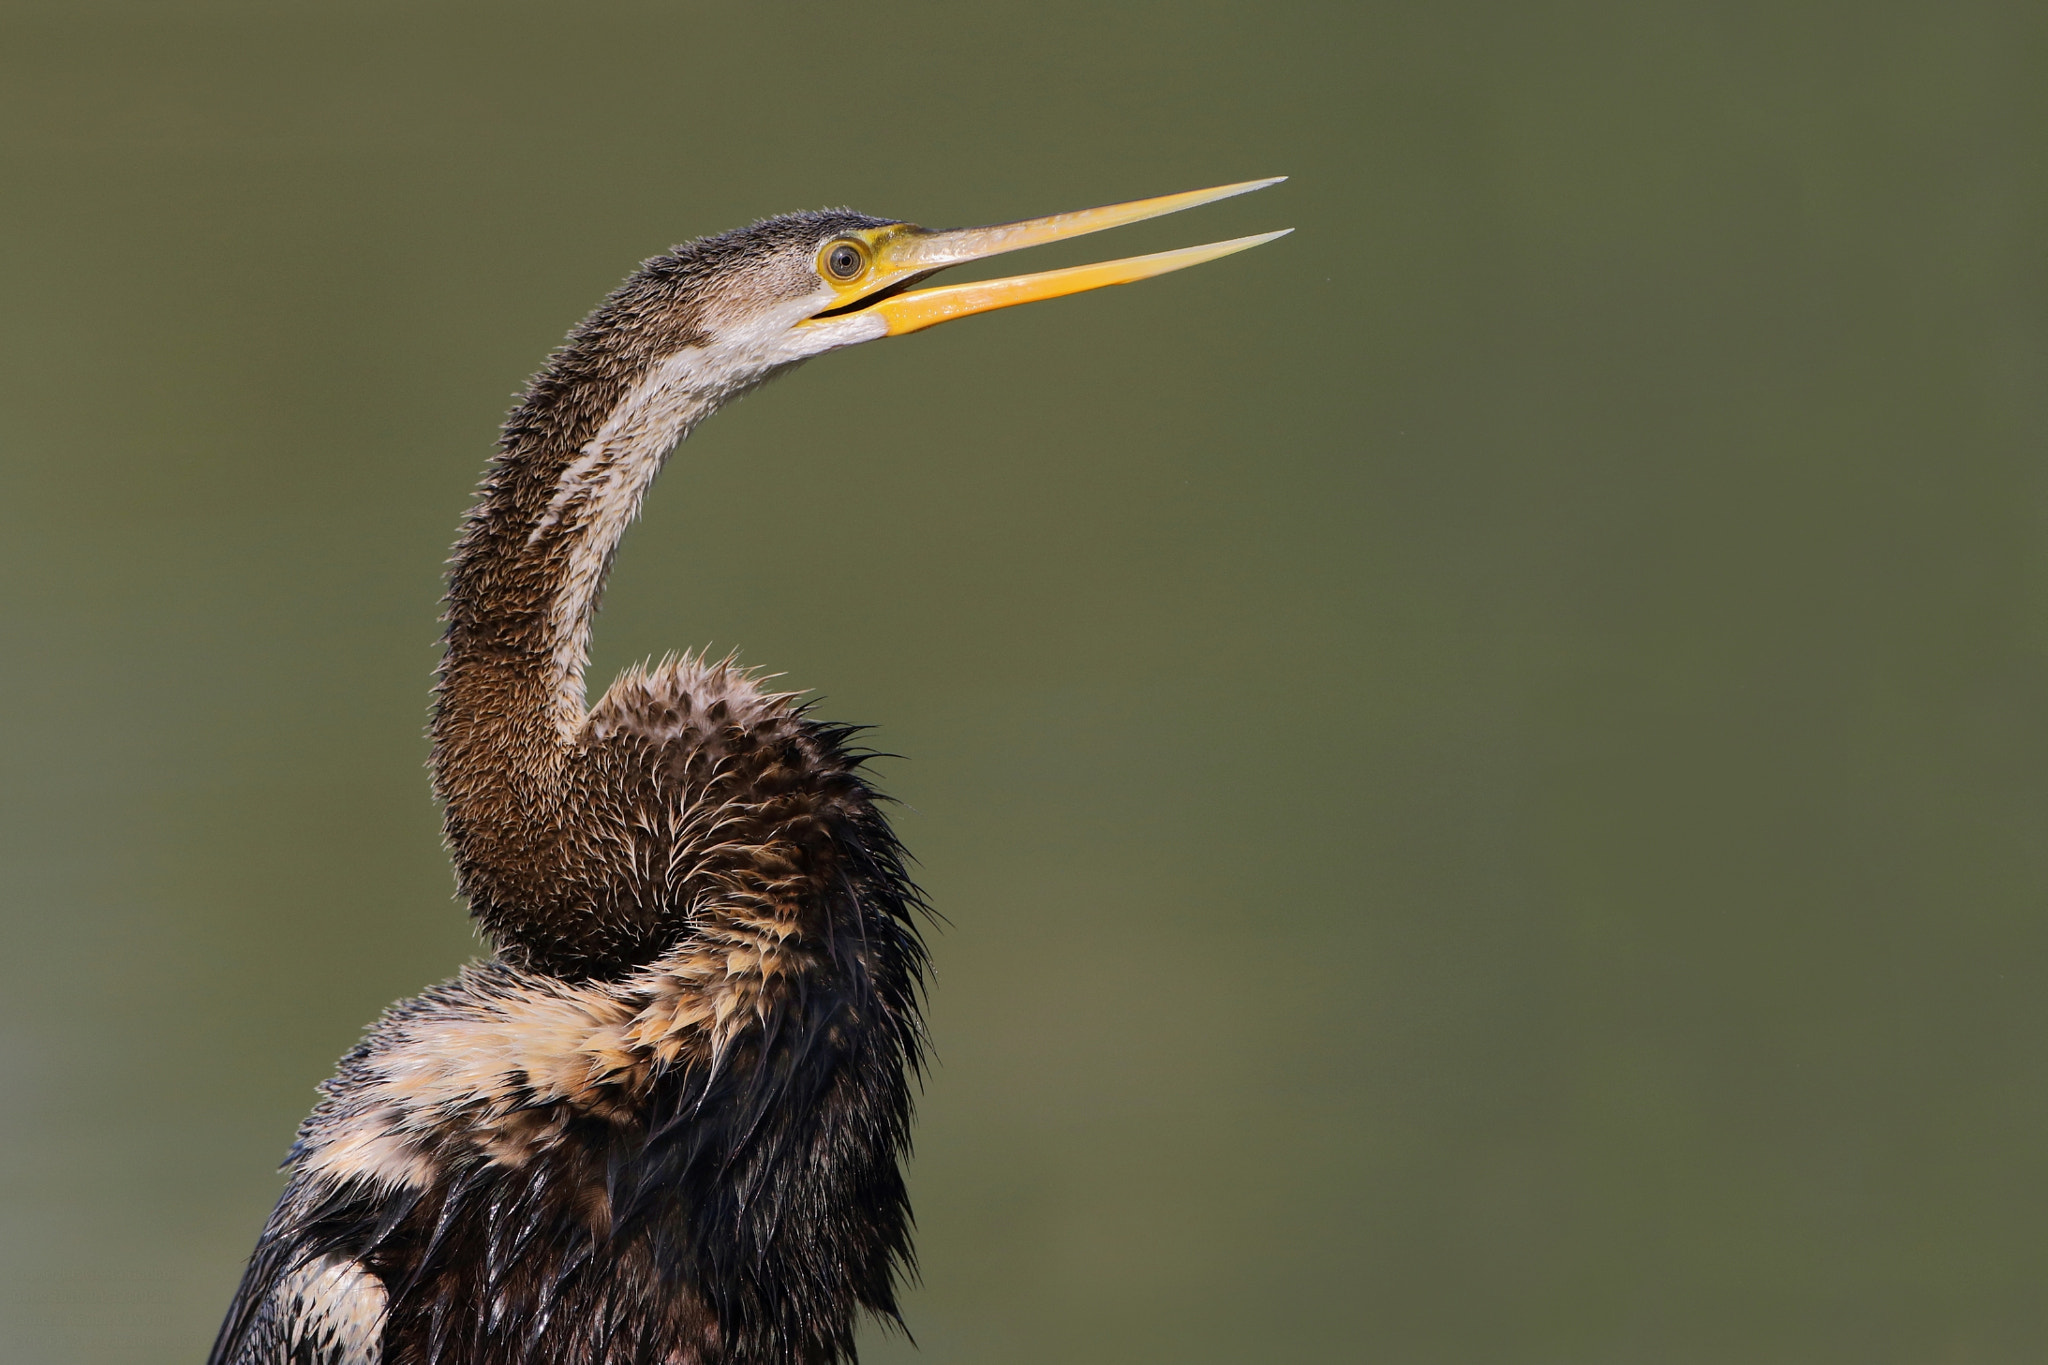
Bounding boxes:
209 178 1289 1365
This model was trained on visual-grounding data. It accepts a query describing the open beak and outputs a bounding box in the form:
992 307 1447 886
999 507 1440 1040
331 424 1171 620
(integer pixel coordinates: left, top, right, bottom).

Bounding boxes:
820 177 1290 336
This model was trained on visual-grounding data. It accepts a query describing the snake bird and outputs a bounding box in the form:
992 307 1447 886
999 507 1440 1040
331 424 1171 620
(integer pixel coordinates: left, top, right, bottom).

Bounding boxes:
209 178 1288 1365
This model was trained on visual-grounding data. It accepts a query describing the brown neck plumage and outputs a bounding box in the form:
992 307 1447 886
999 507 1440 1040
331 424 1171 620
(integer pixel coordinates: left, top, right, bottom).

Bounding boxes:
430 303 719 969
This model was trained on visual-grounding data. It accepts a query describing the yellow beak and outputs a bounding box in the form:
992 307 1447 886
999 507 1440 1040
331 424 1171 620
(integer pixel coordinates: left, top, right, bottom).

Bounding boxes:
818 177 1290 336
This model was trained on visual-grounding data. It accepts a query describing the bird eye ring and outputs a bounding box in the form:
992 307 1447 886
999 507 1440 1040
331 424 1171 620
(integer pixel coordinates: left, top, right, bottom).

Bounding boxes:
823 241 867 280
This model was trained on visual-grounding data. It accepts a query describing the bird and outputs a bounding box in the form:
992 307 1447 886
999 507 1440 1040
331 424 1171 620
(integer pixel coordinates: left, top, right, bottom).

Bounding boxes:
208 177 1289 1365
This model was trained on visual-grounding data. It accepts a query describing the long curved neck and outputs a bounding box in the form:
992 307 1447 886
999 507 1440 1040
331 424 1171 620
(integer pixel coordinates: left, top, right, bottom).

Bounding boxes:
432 335 735 940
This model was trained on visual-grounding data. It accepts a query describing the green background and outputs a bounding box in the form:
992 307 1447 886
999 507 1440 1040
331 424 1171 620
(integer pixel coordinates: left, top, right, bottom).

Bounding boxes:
2 2 2044 1361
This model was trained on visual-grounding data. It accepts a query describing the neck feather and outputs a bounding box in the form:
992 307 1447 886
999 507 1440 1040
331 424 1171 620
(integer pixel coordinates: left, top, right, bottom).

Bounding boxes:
431 341 748 947
428 270 874 960
447 354 726 715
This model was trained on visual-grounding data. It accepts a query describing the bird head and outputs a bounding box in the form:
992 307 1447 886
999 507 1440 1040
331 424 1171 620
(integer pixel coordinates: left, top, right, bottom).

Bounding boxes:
622 177 1290 393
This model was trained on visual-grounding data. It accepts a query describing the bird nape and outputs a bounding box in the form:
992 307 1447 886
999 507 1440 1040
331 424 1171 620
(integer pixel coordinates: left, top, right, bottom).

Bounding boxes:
209 178 1289 1365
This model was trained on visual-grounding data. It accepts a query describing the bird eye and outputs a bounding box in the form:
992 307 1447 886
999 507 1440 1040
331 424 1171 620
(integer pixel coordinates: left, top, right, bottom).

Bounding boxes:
824 242 866 280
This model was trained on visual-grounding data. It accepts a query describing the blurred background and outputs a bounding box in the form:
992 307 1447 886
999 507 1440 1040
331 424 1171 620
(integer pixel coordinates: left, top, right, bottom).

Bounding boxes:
0 2 2043 1361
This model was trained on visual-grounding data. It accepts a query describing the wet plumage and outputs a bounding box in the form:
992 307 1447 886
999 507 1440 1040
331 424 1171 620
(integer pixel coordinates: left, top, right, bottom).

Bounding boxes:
210 181 1286 1365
